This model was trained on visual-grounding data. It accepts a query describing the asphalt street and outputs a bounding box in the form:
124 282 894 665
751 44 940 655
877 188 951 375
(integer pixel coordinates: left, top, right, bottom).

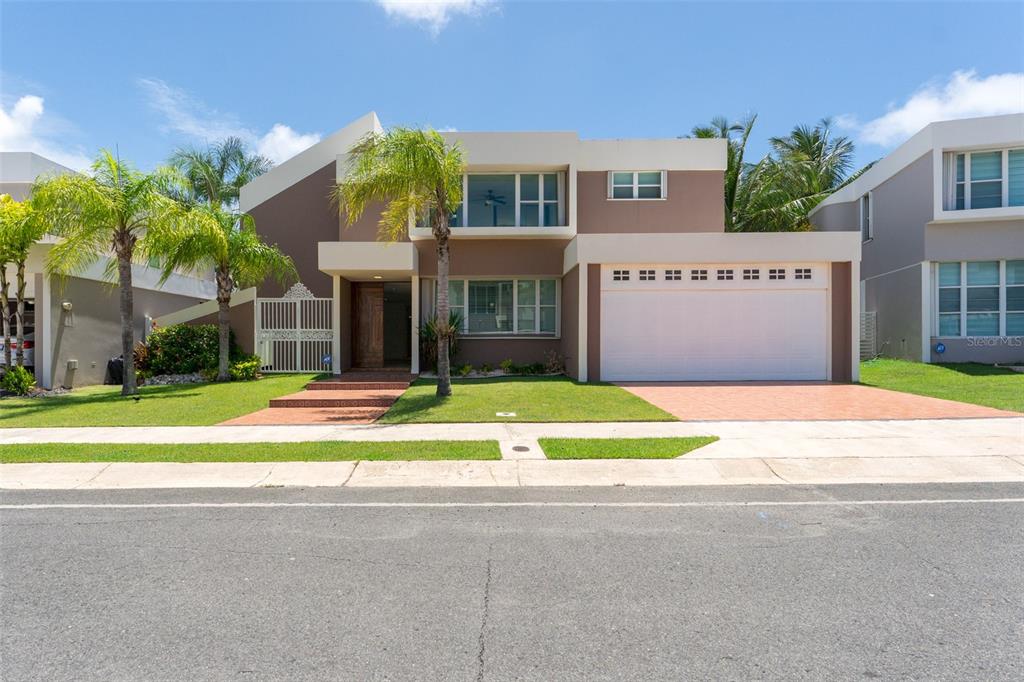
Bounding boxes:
2 483 1023 681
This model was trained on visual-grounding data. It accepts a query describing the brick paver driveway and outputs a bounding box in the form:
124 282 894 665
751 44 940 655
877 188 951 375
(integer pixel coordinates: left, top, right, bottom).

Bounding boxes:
617 382 1021 421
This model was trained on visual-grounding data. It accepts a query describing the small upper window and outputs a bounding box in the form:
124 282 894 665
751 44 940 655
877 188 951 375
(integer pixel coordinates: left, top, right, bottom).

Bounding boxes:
665 269 682 281
795 268 812 280
691 269 708 281
612 269 630 282
639 269 655 281
860 193 872 242
717 269 734 281
610 171 665 200
742 268 760 280
769 268 786 280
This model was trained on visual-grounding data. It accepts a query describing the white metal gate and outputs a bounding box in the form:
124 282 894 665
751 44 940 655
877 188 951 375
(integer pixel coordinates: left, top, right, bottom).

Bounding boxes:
255 283 334 373
860 311 877 360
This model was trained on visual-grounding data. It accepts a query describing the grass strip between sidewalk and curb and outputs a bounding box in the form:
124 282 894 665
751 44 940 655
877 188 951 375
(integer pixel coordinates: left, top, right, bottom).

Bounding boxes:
539 437 718 459
0 441 502 463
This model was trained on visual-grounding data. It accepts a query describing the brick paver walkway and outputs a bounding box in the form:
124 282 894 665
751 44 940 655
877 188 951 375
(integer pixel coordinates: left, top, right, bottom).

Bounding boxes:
618 382 1020 421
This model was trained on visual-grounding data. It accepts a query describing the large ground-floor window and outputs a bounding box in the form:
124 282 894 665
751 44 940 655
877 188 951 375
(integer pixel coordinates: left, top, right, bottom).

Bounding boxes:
936 260 1024 337
433 278 559 336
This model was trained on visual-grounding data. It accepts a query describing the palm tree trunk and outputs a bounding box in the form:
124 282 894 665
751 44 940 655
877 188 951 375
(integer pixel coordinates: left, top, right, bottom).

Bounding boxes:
435 233 452 397
15 259 26 367
0 267 10 369
216 270 231 382
116 248 137 396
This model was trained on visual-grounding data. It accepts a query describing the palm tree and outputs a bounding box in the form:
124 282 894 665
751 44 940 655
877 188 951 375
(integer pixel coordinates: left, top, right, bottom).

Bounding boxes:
31 151 188 395
331 128 465 397
169 137 273 209
688 114 757 231
147 206 296 381
0 195 45 367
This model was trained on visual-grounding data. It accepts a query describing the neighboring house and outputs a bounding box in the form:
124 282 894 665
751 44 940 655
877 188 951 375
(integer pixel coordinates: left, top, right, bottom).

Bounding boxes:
811 114 1024 364
195 112 860 383
0 152 216 388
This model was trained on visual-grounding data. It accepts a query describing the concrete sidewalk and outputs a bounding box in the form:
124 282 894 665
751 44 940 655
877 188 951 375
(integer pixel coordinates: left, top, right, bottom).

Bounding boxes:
3 454 1024 489
1 417 1020 459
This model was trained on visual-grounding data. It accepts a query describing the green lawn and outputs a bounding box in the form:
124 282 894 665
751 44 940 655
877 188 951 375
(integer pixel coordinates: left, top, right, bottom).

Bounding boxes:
539 437 718 459
0 374 318 428
0 440 501 463
378 376 676 423
860 359 1023 413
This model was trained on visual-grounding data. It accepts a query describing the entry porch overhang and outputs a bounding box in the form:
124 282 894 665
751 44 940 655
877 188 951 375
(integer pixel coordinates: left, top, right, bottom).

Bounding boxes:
318 241 418 281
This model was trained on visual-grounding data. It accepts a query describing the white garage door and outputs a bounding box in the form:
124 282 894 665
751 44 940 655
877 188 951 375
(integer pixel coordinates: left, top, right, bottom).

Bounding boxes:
600 264 828 381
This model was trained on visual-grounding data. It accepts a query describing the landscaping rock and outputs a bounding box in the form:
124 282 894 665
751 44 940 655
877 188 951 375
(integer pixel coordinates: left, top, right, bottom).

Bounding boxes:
142 372 205 386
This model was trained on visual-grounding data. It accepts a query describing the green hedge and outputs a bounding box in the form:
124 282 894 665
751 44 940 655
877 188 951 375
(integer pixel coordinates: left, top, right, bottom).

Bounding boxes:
141 324 243 375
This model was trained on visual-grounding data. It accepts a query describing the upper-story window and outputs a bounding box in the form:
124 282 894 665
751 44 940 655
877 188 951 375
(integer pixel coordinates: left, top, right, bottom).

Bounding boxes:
419 172 565 228
860 193 872 241
609 171 665 200
943 149 1024 210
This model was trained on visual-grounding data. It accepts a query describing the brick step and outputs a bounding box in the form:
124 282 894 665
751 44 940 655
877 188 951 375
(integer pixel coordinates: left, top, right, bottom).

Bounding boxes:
306 381 410 391
269 389 403 409
220 407 389 426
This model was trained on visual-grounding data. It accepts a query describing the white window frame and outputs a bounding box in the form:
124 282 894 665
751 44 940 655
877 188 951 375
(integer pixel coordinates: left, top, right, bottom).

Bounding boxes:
934 260 1018 338
607 171 667 200
434 277 560 338
859 192 872 242
422 172 566 228
944 148 1022 210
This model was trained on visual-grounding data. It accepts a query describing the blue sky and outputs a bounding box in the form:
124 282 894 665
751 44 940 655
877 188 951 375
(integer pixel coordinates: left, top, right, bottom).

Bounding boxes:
2 1 1022 172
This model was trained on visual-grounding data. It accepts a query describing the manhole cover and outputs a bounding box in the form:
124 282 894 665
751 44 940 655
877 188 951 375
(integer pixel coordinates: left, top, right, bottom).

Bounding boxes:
512 446 530 453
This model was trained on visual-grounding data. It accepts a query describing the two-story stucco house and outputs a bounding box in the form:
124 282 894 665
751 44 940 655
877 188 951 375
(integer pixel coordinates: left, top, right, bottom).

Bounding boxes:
811 114 1024 364
199 112 860 382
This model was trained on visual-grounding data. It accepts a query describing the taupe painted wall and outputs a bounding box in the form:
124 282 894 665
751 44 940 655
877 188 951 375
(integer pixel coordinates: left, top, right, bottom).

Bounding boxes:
587 263 601 382
0 182 30 201
248 162 352 298
456 338 561 368
865 264 924 361
188 300 255 355
926 220 1024 261
48 276 204 387
414 239 568 277
831 262 852 382
863 152 933 279
338 277 353 371
560 266 579 379
811 200 859 233
576 171 725 233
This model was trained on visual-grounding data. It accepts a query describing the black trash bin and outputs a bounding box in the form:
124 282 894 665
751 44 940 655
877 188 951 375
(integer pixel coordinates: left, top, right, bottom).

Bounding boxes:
106 356 124 385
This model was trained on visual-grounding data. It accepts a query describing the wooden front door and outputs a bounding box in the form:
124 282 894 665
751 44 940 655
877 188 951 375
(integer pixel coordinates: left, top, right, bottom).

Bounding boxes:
354 283 384 368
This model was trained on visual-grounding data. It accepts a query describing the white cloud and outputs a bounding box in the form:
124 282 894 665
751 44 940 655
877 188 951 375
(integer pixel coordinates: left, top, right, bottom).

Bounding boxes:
138 78 321 164
842 70 1024 147
376 0 492 35
0 95 91 171
256 124 322 164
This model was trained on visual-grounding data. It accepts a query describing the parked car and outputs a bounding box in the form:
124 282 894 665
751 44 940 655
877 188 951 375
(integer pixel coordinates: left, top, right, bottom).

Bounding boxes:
0 333 34 367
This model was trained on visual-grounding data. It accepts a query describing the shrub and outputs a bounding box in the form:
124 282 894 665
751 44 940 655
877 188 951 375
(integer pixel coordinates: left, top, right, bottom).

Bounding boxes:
544 350 565 375
500 359 515 374
1 365 35 395
419 311 463 372
143 324 242 375
480 362 493 373
458 364 473 377
523 362 546 375
229 355 262 381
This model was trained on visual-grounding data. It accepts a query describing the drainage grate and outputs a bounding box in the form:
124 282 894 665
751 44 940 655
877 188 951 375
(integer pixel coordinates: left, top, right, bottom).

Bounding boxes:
512 446 530 453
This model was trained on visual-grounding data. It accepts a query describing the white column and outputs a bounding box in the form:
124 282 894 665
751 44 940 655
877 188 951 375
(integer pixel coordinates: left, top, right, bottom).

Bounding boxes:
331 275 341 376
410 275 420 374
577 264 588 382
920 261 931 364
850 260 861 382
38 273 53 390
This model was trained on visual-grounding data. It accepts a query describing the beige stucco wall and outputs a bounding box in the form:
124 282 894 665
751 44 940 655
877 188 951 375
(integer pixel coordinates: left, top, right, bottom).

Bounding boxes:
576 171 725 233
187 300 255 356
925 219 1024 262
414 239 568 278
48 276 205 388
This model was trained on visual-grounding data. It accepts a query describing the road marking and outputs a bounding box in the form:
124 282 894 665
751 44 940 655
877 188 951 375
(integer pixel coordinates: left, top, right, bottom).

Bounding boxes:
2 498 1024 510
